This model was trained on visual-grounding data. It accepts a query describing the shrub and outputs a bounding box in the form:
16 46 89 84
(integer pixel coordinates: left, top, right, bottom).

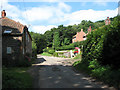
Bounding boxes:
43 47 55 54
48 49 55 54
82 20 120 69
102 29 120 69
56 41 84 51
53 52 58 57
73 16 120 88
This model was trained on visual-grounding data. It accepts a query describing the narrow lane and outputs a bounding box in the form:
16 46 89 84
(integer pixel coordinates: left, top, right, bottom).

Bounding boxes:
28 55 115 89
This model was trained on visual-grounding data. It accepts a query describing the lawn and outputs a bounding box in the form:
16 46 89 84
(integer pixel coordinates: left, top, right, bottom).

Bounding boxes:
40 52 52 56
2 67 33 88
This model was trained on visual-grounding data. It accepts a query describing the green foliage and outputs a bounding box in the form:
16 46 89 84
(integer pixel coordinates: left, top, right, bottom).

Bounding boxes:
29 17 114 53
32 41 37 58
53 52 58 57
82 16 120 69
2 67 32 88
48 49 55 54
102 29 120 68
73 60 120 88
53 31 60 49
40 52 52 56
74 54 82 59
30 32 47 54
43 47 55 54
56 41 84 51
73 16 120 88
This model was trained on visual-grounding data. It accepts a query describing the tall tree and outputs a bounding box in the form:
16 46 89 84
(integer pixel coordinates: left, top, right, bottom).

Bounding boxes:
53 31 60 50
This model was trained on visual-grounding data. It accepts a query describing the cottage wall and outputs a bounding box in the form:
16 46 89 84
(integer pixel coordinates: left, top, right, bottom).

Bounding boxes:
2 26 23 65
25 31 32 55
2 35 22 63
22 28 32 56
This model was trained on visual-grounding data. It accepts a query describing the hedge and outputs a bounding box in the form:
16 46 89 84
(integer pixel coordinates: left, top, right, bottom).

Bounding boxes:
82 16 120 69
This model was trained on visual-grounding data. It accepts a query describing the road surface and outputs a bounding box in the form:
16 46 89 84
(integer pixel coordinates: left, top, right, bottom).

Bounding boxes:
28 55 115 89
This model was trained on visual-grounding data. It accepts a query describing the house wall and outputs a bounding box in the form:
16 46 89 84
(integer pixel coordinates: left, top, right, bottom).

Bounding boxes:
2 35 22 62
72 30 86 43
2 26 23 66
25 31 32 55
22 28 32 56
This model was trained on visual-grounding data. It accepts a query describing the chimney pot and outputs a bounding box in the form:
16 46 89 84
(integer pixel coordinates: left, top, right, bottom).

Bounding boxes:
1 10 6 18
81 29 83 32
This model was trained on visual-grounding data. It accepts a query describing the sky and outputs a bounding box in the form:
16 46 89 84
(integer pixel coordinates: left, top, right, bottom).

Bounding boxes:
0 0 119 34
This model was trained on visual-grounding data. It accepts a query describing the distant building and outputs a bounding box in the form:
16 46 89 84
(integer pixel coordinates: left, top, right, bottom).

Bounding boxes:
105 17 111 25
88 26 92 33
0 10 32 66
72 29 86 43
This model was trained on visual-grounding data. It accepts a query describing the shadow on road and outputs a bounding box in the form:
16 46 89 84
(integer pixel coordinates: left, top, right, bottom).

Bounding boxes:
28 56 113 89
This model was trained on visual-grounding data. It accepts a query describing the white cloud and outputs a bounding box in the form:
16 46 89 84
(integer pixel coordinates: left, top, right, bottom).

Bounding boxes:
64 8 118 25
22 2 71 22
0 1 118 34
58 2 71 12
22 7 54 22
13 18 27 25
1 1 21 18
30 25 58 34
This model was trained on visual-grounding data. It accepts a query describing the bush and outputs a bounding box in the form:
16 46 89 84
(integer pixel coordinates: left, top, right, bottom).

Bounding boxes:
53 52 58 57
102 29 120 69
82 18 120 69
73 16 120 89
43 47 55 54
48 49 55 54
56 41 84 51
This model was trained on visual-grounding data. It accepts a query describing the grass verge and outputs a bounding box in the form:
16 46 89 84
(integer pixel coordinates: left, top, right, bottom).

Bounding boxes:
73 54 82 59
73 61 120 89
2 67 33 88
40 52 52 56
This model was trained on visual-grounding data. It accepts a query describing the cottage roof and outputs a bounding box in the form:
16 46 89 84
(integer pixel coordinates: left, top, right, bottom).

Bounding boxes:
0 17 25 33
0 10 32 41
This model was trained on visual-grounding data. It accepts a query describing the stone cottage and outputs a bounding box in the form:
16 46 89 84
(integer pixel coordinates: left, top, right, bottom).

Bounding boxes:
0 10 32 65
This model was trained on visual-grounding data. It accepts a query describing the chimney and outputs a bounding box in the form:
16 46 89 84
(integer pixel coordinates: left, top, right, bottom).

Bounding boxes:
81 29 83 32
1 10 6 18
107 17 109 20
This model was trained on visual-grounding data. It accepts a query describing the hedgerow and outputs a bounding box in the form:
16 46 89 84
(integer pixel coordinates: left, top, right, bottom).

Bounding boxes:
82 16 120 69
73 16 120 88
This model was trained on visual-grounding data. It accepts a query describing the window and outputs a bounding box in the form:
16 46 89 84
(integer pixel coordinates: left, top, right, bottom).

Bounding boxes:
83 36 86 38
7 47 12 54
4 30 12 33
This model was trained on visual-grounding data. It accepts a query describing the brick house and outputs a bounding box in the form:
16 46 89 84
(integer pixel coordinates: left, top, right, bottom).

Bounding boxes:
105 17 111 25
87 26 92 34
0 10 32 65
72 29 86 43
72 26 92 43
